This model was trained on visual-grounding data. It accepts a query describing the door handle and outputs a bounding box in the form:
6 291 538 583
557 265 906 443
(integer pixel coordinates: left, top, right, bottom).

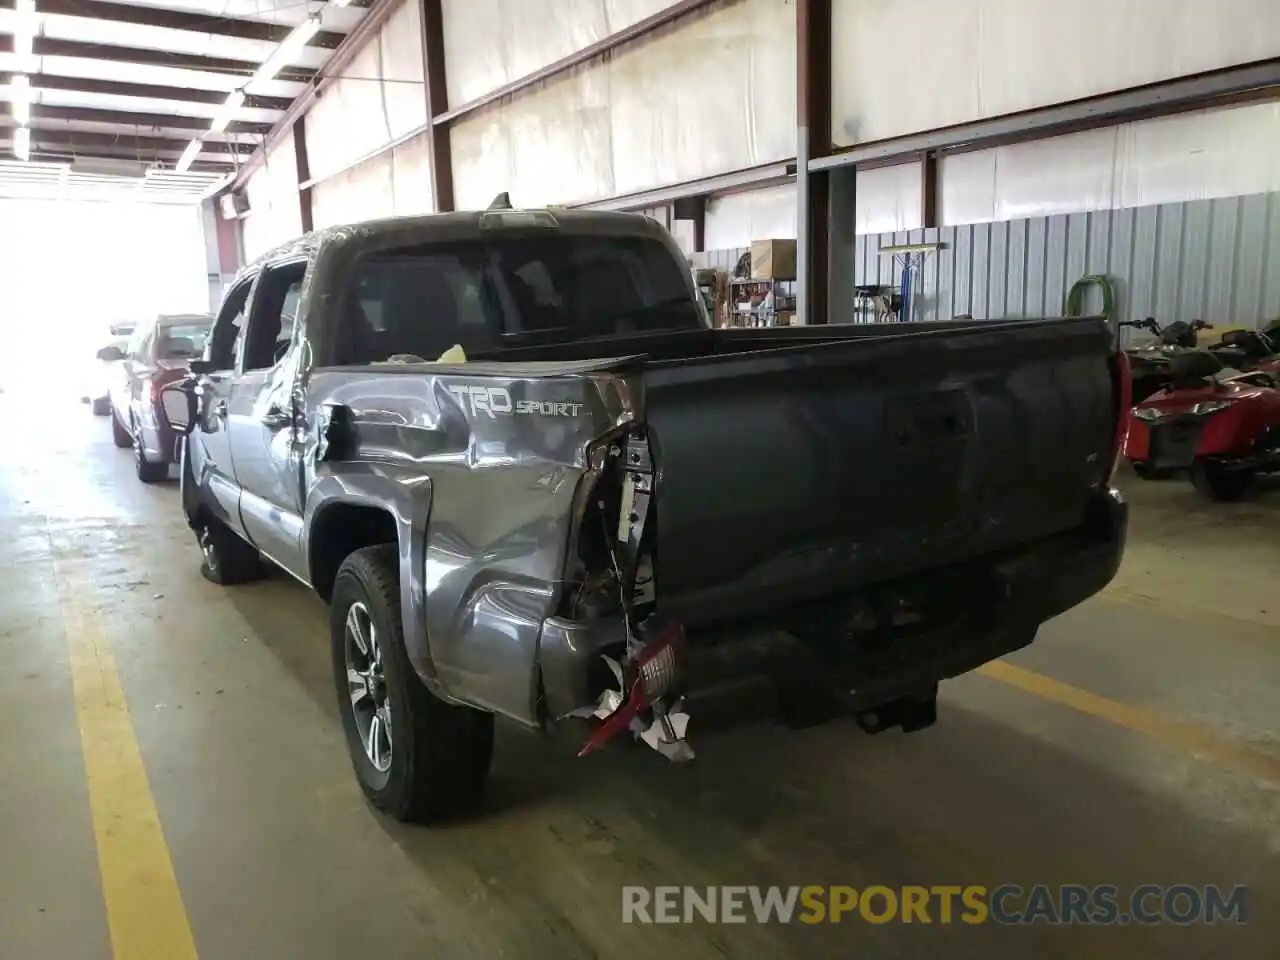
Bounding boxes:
261 405 292 428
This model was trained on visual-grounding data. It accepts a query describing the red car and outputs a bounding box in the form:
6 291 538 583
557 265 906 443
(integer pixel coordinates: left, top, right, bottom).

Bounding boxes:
1123 350 1280 500
102 313 213 483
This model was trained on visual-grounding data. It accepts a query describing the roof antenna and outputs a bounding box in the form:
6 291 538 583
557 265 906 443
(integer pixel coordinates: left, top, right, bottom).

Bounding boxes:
488 191 512 210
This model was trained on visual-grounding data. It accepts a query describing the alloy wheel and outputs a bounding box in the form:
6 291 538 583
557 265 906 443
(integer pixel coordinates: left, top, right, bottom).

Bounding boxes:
345 601 392 772
199 527 218 576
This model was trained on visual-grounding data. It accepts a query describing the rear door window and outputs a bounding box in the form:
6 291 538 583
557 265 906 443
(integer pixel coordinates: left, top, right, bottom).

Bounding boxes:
208 276 256 372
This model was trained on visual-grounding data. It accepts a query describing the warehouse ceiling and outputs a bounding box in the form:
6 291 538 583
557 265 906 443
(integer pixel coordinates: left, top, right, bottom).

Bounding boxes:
0 0 372 203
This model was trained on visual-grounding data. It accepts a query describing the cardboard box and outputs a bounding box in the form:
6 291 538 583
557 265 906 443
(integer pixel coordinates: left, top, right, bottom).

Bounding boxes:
750 239 797 281
774 310 796 326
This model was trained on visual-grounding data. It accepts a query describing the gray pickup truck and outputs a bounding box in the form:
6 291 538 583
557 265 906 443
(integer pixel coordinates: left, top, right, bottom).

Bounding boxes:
160 203 1129 823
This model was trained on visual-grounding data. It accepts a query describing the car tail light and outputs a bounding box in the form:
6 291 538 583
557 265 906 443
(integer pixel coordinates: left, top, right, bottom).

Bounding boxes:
635 622 683 703
1109 350 1132 484
576 623 685 758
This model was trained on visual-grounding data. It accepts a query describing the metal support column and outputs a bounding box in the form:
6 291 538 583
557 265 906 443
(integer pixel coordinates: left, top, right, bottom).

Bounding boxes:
672 195 707 252
796 0 832 324
293 114 314 233
920 150 938 229
827 165 857 324
420 0 454 212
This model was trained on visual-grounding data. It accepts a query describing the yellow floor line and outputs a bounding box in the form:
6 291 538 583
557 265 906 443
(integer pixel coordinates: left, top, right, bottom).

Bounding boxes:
978 660 1280 786
1100 583 1280 637
56 562 199 960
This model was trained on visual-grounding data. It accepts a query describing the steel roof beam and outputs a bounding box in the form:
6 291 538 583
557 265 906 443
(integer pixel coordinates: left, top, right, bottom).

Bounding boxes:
26 36 318 83
1 123 253 156
28 103 270 136
0 70 291 112
0 0 345 49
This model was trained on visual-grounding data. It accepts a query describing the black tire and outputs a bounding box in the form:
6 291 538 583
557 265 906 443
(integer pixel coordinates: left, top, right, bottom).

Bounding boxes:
1132 462 1175 481
1190 461 1253 502
133 418 169 484
111 412 132 448
91 396 111 416
197 516 267 585
330 544 494 823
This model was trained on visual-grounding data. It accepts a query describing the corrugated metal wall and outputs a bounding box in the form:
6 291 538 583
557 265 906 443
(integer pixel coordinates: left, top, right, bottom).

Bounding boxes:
697 192 1280 332
854 193 1280 332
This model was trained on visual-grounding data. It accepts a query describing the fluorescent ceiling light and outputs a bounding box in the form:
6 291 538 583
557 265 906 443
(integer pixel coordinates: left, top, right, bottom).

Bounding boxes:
13 0 36 62
248 16 322 91
13 127 31 162
10 75 31 125
209 89 246 134
175 140 202 173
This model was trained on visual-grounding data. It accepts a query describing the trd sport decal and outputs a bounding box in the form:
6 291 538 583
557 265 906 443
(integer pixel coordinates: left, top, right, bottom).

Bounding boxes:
445 384 584 419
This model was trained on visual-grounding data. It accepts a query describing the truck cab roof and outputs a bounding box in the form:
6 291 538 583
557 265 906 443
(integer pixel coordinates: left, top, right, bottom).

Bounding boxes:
242 207 672 279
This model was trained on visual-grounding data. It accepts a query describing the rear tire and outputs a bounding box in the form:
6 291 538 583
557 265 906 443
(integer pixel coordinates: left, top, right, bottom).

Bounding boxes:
1190 461 1253 502
197 516 266 585
111 412 132 448
331 544 494 823
133 419 169 484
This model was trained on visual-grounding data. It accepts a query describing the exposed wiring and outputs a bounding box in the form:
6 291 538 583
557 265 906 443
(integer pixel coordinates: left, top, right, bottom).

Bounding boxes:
599 506 637 648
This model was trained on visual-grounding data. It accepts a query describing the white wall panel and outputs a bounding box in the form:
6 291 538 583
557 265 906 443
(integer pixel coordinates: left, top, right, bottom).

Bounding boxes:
312 151 396 229
941 102 1280 225
391 133 436 216
305 0 426 182
450 0 795 209
832 0 1280 147
1118 102 1280 207
705 184 798 250
450 67 616 208
241 131 302 261
856 163 923 234
704 166 923 250
440 0 674 107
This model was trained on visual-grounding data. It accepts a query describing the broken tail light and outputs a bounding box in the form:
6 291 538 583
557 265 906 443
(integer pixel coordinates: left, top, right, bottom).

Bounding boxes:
576 622 684 758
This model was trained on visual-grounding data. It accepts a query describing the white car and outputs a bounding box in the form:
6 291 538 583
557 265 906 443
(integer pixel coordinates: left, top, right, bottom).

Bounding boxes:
82 321 136 415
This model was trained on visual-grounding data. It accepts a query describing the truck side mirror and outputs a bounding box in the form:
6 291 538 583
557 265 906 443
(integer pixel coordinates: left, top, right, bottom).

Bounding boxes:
159 382 198 435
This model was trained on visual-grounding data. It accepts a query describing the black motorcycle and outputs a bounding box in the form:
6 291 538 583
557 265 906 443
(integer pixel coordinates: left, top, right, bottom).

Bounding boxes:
1207 328 1278 373
1121 317 1213 402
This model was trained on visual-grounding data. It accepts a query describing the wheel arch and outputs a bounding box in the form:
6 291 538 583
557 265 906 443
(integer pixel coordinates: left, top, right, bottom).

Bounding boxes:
308 500 401 603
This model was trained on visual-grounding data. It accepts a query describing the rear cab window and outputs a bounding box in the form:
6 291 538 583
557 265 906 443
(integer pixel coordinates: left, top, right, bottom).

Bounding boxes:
155 320 211 361
332 232 700 366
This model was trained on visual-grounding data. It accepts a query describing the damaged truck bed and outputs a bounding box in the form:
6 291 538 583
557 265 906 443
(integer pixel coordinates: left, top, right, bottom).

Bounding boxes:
165 206 1130 822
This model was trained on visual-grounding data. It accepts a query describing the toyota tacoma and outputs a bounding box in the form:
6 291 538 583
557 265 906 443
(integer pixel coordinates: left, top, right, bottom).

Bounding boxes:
160 201 1130 823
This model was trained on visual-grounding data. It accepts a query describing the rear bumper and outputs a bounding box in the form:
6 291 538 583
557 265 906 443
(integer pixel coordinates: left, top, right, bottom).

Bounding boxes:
1125 416 1208 469
540 487 1128 726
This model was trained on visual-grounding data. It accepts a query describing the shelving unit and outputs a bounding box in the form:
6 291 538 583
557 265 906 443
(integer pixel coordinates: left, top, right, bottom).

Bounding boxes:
729 277 796 327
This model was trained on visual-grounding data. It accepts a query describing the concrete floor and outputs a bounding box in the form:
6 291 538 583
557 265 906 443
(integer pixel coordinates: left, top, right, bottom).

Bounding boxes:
2 393 1277 960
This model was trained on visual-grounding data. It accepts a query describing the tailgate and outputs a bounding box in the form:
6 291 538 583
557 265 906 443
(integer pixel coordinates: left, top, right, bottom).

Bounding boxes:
642 318 1118 626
